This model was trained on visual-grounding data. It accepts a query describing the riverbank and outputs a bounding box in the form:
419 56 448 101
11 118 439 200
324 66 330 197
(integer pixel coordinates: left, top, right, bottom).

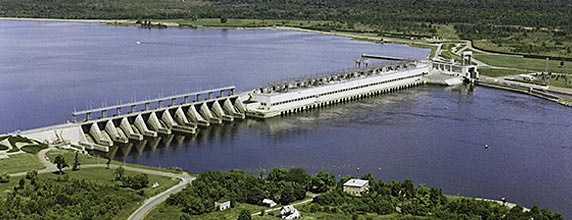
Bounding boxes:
0 17 438 60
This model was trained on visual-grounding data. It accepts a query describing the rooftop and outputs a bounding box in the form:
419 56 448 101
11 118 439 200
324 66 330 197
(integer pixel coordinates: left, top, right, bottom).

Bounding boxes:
344 179 369 187
256 61 418 95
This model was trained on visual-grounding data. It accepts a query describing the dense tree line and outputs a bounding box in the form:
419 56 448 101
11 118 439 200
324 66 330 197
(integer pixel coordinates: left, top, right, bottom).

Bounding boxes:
166 168 335 215
2 0 572 56
312 174 563 219
0 170 144 219
1 0 572 30
165 168 562 218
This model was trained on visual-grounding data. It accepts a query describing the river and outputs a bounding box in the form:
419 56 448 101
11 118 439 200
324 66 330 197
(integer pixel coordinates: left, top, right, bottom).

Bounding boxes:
1 20 571 217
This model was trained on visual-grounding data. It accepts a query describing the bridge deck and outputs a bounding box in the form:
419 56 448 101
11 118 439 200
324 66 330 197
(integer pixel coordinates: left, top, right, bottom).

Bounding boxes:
72 86 235 117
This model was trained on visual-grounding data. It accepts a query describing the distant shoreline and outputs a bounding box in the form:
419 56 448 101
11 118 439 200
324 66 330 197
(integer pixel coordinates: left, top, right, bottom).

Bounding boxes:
0 17 130 23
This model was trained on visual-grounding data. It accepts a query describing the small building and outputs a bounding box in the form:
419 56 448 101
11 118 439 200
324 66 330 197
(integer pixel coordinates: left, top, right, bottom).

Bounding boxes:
214 199 231 211
280 205 300 219
262 198 277 207
519 74 536 81
343 179 370 196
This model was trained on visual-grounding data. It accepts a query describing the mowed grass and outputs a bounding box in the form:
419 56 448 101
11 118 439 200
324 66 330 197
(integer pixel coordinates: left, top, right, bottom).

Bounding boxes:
473 52 572 74
146 202 269 220
45 167 180 220
0 153 45 174
46 149 184 174
478 67 533 77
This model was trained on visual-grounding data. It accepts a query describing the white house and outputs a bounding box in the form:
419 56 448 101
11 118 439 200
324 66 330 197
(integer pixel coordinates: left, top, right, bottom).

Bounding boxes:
214 199 231 211
280 205 300 219
262 198 277 207
343 179 370 196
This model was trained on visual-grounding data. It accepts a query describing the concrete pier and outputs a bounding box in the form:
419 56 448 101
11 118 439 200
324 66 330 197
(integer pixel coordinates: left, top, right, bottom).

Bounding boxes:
65 86 244 151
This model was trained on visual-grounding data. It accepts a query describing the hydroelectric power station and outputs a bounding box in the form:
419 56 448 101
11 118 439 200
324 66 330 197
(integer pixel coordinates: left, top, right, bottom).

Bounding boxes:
10 57 478 153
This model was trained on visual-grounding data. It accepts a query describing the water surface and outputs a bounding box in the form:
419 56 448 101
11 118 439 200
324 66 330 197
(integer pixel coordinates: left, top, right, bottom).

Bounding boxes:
1 21 571 217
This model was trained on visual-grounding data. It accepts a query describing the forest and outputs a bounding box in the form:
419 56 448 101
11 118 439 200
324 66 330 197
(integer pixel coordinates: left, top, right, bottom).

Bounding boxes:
163 168 563 219
0 170 145 219
1 0 571 57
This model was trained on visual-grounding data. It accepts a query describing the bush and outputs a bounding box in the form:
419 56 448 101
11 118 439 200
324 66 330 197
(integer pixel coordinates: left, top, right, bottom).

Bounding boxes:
0 172 10 183
20 144 48 154
121 174 149 190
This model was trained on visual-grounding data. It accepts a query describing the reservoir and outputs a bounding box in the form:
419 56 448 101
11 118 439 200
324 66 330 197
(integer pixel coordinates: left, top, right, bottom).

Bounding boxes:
1 21 571 217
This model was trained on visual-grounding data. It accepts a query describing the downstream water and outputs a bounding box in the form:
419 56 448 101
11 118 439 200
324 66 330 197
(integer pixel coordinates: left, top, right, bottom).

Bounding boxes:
1 21 571 217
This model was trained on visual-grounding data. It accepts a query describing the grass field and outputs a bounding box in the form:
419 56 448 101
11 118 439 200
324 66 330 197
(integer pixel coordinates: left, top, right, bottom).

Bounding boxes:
0 153 44 174
46 149 184 174
473 52 572 73
145 201 268 220
478 67 532 77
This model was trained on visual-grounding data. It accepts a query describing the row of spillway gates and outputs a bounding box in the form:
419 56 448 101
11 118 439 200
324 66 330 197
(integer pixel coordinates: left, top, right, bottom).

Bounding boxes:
63 60 477 152
71 86 246 151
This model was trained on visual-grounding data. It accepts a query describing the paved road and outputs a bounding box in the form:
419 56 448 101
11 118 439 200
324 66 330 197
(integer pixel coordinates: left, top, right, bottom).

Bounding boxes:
9 148 195 220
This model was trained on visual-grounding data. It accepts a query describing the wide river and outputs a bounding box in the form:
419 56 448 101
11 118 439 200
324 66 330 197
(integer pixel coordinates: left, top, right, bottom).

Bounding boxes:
1 21 571 217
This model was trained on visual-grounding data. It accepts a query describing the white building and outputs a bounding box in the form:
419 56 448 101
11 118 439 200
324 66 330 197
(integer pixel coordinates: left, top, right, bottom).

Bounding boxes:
247 62 428 118
343 179 370 196
214 199 231 211
280 205 300 219
262 198 277 207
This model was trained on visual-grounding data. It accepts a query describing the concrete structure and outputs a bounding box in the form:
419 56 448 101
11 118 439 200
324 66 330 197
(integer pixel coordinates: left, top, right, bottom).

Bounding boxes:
10 58 478 154
214 199 231 211
16 87 246 153
280 205 300 219
343 179 370 196
247 62 428 118
431 59 479 81
262 199 277 207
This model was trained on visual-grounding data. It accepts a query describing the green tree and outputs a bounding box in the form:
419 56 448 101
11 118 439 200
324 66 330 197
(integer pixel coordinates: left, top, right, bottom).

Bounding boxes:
72 151 81 171
220 16 228 24
237 209 251 220
25 170 38 180
106 158 111 169
54 155 68 174
259 168 266 179
114 166 125 181
179 213 192 220
181 196 208 215
18 178 25 189
121 174 149 190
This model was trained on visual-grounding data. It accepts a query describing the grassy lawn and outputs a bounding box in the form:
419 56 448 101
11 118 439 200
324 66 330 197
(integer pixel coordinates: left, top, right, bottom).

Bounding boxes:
0 144 8 150
251 203 419 220
20 143 48 154
435 24 460 39
53 167 179 197
46 149 184 174
441 43 462 62
44 167 179 220
146 202 267 220
473 52 572 74
0 153 44 174
478 67 532 77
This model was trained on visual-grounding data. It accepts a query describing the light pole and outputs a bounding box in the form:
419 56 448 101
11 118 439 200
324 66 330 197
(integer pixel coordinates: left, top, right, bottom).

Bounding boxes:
545 58 549 74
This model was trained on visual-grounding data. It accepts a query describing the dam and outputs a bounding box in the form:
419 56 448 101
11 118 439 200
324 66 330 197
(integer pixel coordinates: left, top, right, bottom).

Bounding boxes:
11 59 478 153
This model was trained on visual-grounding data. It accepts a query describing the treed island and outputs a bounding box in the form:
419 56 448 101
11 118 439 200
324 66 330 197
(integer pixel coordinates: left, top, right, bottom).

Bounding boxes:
0 0 569 219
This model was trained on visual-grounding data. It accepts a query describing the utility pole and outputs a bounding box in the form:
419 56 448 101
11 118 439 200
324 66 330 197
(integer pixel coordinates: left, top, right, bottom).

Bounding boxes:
545 58 549 73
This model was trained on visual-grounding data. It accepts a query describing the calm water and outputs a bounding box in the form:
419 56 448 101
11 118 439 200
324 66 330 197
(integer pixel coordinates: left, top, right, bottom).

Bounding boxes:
1 21 572 217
